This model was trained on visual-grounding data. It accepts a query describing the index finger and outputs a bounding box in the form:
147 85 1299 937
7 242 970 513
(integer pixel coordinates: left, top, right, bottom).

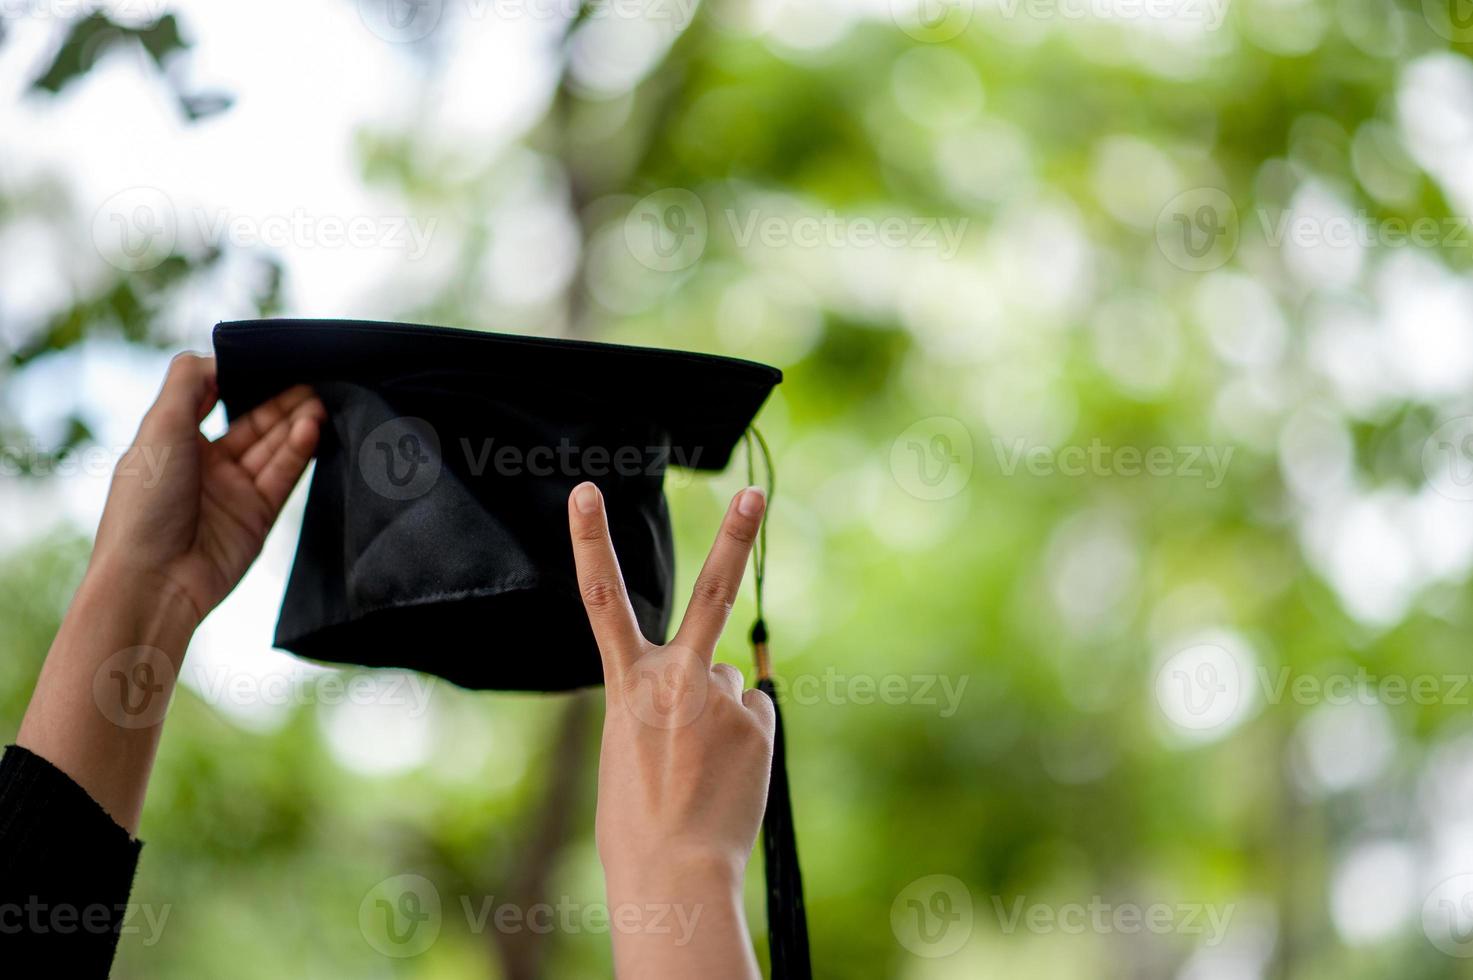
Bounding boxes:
567 481 646 675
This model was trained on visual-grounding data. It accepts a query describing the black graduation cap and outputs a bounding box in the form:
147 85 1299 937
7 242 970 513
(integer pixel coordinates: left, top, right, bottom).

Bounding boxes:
213 319 810 976
213 318 777 690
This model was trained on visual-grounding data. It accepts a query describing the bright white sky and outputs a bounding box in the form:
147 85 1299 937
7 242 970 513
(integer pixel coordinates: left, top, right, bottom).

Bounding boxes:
0 0 570 745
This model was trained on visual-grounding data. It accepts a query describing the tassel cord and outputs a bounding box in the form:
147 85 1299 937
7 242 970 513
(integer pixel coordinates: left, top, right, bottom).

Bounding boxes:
745 427 775 679
745 425 811 980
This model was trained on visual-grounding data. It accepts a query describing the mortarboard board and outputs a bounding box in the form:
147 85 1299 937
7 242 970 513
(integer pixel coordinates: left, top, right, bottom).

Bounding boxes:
213 318 779 690
214 319 810 976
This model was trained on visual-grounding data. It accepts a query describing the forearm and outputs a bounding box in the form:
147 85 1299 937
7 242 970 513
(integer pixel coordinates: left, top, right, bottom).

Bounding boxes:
16 557 198 837
605 857 762 980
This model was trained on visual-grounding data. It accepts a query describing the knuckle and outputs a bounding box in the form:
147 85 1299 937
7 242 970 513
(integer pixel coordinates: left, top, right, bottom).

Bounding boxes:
710 690 741 718
580 578 623 611
745 691 776 728
659 645 698 677
692 573 737 610
143 405 190 434
168 352 201 376
668 659 700 688
711 663 742 688
733 700 769 737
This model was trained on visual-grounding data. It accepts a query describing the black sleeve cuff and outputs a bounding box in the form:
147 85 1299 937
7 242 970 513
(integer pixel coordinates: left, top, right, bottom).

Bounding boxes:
0 743 144 976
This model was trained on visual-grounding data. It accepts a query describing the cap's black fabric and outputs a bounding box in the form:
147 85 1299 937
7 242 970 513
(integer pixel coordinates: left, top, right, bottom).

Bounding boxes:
213 319 781 691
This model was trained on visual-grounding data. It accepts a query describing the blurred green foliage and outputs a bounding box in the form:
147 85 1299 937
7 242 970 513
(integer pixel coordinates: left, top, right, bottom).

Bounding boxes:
5 0 1473 977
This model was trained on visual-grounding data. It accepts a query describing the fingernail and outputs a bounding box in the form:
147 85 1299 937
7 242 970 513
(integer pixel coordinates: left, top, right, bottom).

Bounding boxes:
737 486 765 517
574 482 601 514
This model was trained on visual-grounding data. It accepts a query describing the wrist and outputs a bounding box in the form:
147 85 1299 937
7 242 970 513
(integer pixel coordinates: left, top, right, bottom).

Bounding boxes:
16 546 202 836
603 847 759 978
76 554 204 645
604 844 745 901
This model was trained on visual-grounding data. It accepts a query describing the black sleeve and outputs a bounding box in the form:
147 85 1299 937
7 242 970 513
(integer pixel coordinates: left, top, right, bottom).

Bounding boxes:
0 744 143 976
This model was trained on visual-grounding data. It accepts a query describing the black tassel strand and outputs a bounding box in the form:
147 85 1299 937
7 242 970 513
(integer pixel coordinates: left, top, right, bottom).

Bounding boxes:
753 620 810 979
745 429 811 979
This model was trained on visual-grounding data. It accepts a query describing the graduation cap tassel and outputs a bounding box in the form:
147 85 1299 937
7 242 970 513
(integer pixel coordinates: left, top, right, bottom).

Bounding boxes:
746 428 811 980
